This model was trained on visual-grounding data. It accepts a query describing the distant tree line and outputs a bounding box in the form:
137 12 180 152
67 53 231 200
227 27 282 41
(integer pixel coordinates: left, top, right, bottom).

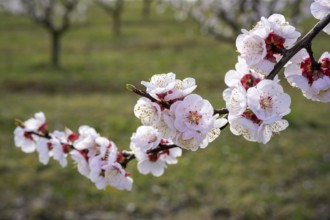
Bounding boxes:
0 0 311 68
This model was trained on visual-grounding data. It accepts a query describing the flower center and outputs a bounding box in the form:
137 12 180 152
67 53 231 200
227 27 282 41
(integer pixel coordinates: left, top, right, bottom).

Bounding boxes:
321 57 330 77
260 96 273 110
240 74 261 90
187 111 202 125
148 153 159 162
300 58 324 85
265 32 285 62
242 109 261 125
23 131 34 141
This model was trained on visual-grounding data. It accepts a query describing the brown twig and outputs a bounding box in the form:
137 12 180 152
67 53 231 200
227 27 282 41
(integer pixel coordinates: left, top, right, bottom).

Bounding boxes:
267 13 330 80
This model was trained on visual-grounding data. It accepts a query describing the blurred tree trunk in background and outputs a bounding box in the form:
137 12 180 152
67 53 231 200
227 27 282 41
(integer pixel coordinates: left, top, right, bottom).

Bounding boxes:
51 31 62 68
142 0 153 19
113 0 124 36
0 0 86 68
97 0 124 36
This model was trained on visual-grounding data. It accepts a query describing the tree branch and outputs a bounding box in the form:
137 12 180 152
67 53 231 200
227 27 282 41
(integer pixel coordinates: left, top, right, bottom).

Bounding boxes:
267 12 330 80
214 108 229 115
127 84 171 109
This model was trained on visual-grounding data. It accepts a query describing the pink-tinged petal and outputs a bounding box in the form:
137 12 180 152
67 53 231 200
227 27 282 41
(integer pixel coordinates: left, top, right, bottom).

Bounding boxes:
258 124 273 144
311 2 330 19
224 86 247 117
70 150 90 178
134 97 161 126
36 138 50 165
270 120 289 133
224 70 241 87
14 127 37 153
52 141 67 167
324 24 330 34
229 116 259 142
236 33 267 66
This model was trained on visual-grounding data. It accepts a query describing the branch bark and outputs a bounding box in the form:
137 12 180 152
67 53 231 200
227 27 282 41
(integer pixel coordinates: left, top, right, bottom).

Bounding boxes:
267 13 330 80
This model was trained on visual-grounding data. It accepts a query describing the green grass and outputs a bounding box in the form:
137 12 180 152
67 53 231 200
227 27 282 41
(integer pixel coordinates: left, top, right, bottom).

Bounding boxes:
1 2 330 219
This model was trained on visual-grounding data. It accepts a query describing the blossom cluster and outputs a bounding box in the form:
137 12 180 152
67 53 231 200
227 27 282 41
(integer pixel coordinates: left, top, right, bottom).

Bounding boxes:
285 50 330 102
14 112 133 191
12 0 330 191
131 72 227 176
223 59 291 144
223 3 330 143
236 14 301 74
223 14 298 143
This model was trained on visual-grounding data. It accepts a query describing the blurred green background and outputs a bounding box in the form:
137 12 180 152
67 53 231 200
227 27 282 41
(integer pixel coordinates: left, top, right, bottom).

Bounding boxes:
1 2 330 219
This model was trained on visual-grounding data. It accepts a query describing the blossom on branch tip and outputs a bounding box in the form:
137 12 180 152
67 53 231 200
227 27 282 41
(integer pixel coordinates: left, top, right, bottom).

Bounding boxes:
14 112 47 153
141 72 196 101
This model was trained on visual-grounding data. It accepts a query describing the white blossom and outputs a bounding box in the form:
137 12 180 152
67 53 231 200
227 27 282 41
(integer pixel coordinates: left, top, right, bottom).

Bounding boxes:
285 49 330 102
311 0 330 34
236 31 267 66
236 14 301 74
223 85 247 117
73 125 100 150
141 72 196 101
134 97 161 126
258 120 289 144
14 127 39 153
132 139 182 177
154 109 177 140
103 163 133 191
137 155 167 177
172 94 217 151
70 150 90 178
229 115 260 142
141 72 177 100
247 80 291 123
200 118 228 148
14 112 47 153
229 113 289 144
89 137 119 189
36 138 51 165
130 126 161 152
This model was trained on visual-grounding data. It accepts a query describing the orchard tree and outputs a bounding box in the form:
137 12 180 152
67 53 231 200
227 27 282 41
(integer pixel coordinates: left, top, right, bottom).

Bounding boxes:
13 0 330 191
158 0 312 42
96 0 124 36
142 0 154 19
0 0 90 68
